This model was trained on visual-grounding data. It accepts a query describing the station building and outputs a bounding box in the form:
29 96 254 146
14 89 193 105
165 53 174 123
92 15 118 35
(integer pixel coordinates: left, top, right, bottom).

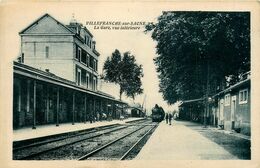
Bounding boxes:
126 103 145 118
214 72 251 135
13 13 127 129
179 72 251 135
19 13 99 90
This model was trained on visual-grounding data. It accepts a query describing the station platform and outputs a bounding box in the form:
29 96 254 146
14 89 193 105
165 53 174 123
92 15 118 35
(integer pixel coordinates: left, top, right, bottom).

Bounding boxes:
13 117 143 142
136 120 238 160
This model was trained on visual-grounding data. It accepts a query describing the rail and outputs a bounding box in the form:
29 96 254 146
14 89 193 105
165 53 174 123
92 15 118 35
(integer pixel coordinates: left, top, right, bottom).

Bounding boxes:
78 125 147 160
14 125 128 160
120 124 157 160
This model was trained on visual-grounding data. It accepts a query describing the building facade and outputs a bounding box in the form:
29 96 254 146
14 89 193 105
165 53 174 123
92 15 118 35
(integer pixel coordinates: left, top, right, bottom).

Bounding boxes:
13 14 127 129
214 73 251 135
19 14 99 91
178 72 251 135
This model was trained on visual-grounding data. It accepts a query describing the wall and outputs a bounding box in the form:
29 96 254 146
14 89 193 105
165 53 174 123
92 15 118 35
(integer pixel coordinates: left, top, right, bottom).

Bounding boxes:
223 94 232 131
21 35 74 81
99 80 120 100
215 84 250 135
235 87 251 135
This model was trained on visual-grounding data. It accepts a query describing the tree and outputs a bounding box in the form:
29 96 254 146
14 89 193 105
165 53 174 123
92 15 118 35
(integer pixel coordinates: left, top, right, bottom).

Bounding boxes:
102 49 144 100
145 12 250 104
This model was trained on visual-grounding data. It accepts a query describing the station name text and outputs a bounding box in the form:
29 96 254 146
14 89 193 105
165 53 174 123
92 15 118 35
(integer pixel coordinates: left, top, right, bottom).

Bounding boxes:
86 21 147 30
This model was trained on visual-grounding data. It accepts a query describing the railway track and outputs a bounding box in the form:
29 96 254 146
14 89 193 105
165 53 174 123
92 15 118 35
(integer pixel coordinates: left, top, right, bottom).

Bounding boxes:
13 124 120 151
13 119 154 160
13 118 149 149
78 123 158 160
120 125 157 160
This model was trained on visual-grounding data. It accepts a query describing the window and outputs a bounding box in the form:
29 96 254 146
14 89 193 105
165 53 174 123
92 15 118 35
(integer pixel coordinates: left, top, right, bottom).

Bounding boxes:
96 78 98 90
90 56 94 69
239 89 248 104
77 69 81 86
86 73 89 89
86 54 90 67
88 38 91 46
81 50 87 64
85 35 88 44
76 46 81 61
78 48 81 62
93 77 97 91
224 94 230 106
93 59 96 71
95 60 98 71
85 36 90 46
45 46 49 58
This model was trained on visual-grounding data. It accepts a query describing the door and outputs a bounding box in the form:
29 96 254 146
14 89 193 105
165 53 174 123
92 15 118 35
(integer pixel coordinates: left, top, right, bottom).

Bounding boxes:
231 96 236 129
220 99 224 121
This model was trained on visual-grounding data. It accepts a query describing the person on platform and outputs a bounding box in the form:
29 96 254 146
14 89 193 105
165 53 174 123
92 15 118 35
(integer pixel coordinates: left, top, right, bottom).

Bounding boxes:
90 114 93 123
97 113 100 121
165 113 169 124
169 113 173 125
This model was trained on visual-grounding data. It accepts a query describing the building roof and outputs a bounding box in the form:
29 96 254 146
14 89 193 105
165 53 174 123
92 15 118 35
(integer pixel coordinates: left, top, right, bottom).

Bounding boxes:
20 13 94 38
179 98 204 107
13 61 127 104
19 13 75 35
213 77 250 98
127 103 143 111
19 13 100 56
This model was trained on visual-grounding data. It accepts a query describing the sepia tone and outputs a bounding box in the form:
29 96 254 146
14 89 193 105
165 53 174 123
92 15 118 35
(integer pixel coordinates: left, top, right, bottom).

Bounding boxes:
0 1 260 168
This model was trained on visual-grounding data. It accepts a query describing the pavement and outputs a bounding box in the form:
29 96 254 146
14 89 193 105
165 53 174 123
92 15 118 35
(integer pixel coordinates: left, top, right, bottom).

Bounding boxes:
136 120 238 160
177 120 251 141
13 117 143 141
208 127 251 141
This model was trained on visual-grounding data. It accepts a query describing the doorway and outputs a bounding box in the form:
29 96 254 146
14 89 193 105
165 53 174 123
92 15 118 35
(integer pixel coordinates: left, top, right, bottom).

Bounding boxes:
231 96 236 129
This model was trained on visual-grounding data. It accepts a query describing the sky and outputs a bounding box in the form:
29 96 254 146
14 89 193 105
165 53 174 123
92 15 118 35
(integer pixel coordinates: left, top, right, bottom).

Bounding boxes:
1 2 181 113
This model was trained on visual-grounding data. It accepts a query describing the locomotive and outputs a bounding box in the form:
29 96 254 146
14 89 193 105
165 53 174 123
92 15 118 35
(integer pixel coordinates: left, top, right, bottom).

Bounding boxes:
151 104 165 122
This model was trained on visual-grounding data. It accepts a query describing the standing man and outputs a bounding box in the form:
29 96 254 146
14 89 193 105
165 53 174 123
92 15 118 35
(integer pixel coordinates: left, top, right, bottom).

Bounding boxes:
97 113 100 122
169 113 172 125
165 113 169 124
90 114 93 123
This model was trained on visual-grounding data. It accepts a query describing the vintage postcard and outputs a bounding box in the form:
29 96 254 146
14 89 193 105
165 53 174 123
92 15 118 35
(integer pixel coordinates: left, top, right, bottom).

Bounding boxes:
0 0 259 168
